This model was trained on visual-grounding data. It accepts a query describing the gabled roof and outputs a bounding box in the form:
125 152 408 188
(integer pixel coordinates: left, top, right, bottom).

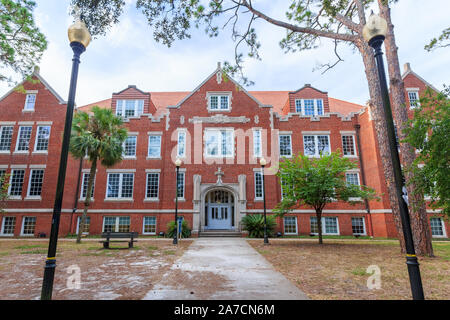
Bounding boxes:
290 84 328 95
0 68 66 104
113 85 150 96
401 63 439 92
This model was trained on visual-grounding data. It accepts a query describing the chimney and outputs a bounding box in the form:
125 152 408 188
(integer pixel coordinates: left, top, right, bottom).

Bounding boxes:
33 66 40 75
217 61 221 69
404 62 411 74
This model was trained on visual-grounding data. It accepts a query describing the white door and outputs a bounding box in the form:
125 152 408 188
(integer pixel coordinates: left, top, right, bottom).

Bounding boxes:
208 205 231 229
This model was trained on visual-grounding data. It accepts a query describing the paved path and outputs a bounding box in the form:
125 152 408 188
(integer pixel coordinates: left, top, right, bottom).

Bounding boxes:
143 238 308 300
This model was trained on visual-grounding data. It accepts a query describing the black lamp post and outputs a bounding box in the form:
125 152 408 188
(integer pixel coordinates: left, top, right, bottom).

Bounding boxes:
40 18 91 300
363 12 424 300
173 158 182 245
260 158 269 245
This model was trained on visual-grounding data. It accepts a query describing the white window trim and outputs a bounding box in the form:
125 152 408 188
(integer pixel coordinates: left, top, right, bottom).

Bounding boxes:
80 172 95 201
33 125 51 153
25 169 44 199
142 216 157 235
8 169 24 199
176 171 186 200
284 216 298 235
206 92 232 112
346 172 362 201
0 216 15 236
145 172 160 201
23 92 37 112
253 129 262 158
76 216 90 235
341 134 357 158
0 126 13 153
147 134 162 159
310 216 340 235
123 135 137 159
351 217 367 235
105 173 134 200
303 134 331 157
102 216 130 233
177 130 186 158
295 99 324 116
20 216 36 236
430 217 447 238
406 89 420 109
204 128 235 158
279 134 293 158
254 170 264 201
116 99 144 118
15 126 32 153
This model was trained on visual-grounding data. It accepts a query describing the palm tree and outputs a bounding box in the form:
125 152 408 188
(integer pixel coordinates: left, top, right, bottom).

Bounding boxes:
70 106 128 243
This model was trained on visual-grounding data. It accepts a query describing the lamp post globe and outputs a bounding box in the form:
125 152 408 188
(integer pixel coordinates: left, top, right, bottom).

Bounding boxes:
40 18 90 300
259 158 269 245
174 158 182 245
363 12 424 300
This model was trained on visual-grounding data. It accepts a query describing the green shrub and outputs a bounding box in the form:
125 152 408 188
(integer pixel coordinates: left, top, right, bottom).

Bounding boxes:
166 220 191 238
242 214 277 238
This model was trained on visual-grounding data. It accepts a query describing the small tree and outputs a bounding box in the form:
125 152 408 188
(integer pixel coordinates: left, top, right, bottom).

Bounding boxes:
0 172 10 213
403 86 450 218
69 106 128 243
274 151 377 244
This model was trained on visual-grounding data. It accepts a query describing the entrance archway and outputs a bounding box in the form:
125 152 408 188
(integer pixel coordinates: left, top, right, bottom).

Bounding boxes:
204 189 234 230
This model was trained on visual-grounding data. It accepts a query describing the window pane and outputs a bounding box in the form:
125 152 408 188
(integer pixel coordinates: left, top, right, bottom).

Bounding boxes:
17 126 32 151
222 131 233 156
121 173 134 198
148 135 161 157
279 135 292 156
408 91 419 108
9 170 25 196
0 126 13 151
351 217 365 234
22 217 36 235
118 216 130 232
342 135 355 156
255 172 263 198
205 132 219 156
146 173 159 198
316 99 324 115
123 136 137 157
220 96 229 109
310 217 318 234
177 132 185 157
210 96 218 109
254 130 261 157
346 173 360 186
2 217 16 235
77 216 90 233
107 174 120 198
295 100 302 113
303 136 316 156
317 136 330 155
303 99 315 115
143 216 156 234
284 217 297 234
25 94 36 110
103 217 116 232
124 100 136 117
28 169 44 196
35 126 51 151
324 217 338 234
177 172 185 198
430 218 444 236
81 173 95 199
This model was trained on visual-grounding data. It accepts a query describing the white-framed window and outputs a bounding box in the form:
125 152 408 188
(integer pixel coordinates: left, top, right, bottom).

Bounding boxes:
253 129 262 158
295 99 324 116
81 173 95 200
284 216 298 235
116 100 144 118
310 216 340 235
351 217 366 235
27 169 44 197
430 217 446 238
176 171 185 199
21 216 36 235
177 131 186 158
341 135 356 157
303 135 330 157
76 216 91 234
15 126 32 151
254 171 264 200
123 136 137 158
106 173 134 199
209 94 230 111
8 169 25 197
0 126 13 151
345 172 360 186
1 216 16 236
279 134 292 157
148 135 161 158
204 129 234 157
146 173 160 199
102 216 130 232
143 216 157 235
280 177 288 200
407 91 420 109
34 126 51 152
24 93 36 111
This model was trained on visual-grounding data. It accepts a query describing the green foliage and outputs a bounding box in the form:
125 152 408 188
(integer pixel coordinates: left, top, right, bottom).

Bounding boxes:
0 0 47 83
0 172 9 213
403 86 450 217
274 151 377 215
425 27 450 52
166 220 191 238
241 214 277 238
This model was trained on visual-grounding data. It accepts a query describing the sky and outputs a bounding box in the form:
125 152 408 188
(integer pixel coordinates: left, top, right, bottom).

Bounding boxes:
1 0 449 107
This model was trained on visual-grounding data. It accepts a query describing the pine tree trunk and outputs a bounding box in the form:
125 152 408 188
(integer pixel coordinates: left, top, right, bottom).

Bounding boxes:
76 157 97 244
316 209 323 245
378 2 433 257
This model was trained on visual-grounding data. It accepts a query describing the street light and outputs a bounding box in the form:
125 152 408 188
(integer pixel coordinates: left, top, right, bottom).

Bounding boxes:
174 158 182 245
363 12 424 300
259 157 269 245
40 17 91 300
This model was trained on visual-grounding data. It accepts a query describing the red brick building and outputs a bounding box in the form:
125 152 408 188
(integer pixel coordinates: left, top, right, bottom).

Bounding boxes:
0 63 447 239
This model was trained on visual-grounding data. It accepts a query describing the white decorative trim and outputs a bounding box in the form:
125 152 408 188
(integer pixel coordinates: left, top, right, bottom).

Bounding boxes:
302 131 330 135
29 164 46 169
189 114 250 124
340 131 356 135
17 121 34 125
106 169 136 173
145 169 161 173
0 121 15 125
147 131 163 135
10 164 27 169
405 87 420 91
36 121 53 125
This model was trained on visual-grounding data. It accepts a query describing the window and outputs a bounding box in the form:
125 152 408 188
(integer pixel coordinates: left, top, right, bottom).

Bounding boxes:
27 169 44 197
176 171 185 199
1 217 16 235
16 126 32 151
254 171 264 199
21 217 36 235
346 173 360 186
303 135 330 157
177 131 186 158
35 126 51 152
24 94 36 110
253 129 262 157
143 216 157 235
106 173 134 199
9 169 25 197
280 177 288 199
408 91 420 109
209 95 229 110
146 173 160 199
284 217 297 235
103 216 130 232
295 99 324 116
116 100 144 118
279 135 292 157
81 173 95 199
148 135 161 158
351 217 366 235
76 216 90 234
205 129 234 157
430 218 445 237
0 126 13 151
342 135 356 156
123 136 137 158
310 216 339 235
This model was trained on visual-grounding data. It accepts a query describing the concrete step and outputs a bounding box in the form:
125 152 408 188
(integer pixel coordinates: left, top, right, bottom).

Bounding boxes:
198 231 242 238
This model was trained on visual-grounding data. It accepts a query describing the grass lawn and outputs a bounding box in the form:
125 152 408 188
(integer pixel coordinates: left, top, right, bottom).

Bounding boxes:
0 239 192 300
248 239 450 300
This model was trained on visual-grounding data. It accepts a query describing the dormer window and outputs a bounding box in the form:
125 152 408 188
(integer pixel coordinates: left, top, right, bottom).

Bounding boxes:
116 100 144 118
24 93 37 111
207 92 231 111
295 99 324 116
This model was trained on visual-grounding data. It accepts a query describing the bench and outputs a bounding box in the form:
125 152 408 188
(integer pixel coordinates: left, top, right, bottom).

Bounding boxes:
100 232 138 249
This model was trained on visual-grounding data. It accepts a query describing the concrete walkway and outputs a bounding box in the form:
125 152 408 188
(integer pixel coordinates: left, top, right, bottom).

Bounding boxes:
143 238 309 300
